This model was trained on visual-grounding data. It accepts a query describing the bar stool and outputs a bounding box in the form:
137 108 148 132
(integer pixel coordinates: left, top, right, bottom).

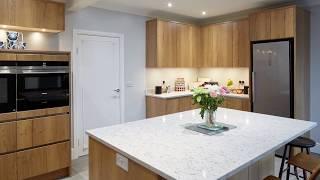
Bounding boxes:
278 137 316 179
265 152 320 180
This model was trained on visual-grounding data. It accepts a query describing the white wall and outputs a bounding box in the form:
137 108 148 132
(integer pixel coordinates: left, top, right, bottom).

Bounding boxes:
59 7 149 122
0 30 59 50
310 6 320 153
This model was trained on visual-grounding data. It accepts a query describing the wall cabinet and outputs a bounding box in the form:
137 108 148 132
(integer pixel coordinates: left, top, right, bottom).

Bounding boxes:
200 20 249 68
250 6 295 41
146 19 199 68
0 0 65 32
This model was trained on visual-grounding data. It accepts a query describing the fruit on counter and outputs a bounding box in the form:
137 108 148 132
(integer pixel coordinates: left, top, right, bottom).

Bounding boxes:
227 79 233 87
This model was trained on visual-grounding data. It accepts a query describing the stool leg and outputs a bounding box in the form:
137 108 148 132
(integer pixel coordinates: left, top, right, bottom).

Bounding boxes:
286 146 293 180
279 145 288 178
302 148 311 180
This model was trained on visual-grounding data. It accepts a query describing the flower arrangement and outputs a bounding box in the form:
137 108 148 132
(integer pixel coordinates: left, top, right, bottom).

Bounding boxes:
192 85 227 127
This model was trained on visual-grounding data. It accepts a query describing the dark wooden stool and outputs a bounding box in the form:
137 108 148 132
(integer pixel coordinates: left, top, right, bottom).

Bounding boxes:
278 137 316 179
265 153 320 180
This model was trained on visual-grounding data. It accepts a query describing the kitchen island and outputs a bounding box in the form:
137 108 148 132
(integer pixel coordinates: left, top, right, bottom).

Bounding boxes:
87 108 316 180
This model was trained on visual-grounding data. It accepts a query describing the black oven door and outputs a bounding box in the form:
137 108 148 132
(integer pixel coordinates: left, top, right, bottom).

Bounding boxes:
0 62 17 113
17 73 69 111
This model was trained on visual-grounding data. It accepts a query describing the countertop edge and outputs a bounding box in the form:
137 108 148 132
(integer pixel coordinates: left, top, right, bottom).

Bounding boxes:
146 93 250 99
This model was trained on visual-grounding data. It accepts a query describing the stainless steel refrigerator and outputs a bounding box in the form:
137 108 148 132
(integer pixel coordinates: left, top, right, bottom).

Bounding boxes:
252 40 294 118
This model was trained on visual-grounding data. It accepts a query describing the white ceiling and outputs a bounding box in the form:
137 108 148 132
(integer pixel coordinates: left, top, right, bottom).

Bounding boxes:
91 0 296 20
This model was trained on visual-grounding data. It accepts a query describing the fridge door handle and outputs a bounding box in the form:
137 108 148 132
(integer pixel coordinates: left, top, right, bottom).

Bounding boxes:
252 71 255 103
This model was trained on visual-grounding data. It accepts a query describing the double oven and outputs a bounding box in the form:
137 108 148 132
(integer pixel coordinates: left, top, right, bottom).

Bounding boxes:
0 61 69 113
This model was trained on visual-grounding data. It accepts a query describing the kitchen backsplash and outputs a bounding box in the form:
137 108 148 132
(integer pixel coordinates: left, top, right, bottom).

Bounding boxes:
146 68 250 91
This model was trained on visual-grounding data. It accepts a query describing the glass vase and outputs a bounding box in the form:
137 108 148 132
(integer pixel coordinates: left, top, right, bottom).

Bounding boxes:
204 110 216 128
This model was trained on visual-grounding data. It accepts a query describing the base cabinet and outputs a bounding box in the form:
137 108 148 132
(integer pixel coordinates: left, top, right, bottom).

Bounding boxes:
146 96 198 118
17 141 70 180
0 153 17 180
221 98 251 111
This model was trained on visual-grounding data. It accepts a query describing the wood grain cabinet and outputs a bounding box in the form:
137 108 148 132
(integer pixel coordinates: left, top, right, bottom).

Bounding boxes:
17 142 70 180
250 6 295 41
146 96 198 118
0 153 17 180
0 0 65 32
233 19 250 67
146 19 199 68
221 98 251 111
0 122 17 154
200 20 249 68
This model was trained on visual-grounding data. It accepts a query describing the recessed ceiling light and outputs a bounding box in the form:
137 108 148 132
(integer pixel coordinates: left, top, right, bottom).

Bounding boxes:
202 11 207 15
168 2 173 7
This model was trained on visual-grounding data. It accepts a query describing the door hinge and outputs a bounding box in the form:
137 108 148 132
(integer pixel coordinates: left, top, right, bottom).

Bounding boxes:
76 48 79 54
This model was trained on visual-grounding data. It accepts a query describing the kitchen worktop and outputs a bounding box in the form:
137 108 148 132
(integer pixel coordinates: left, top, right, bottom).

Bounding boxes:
87 108 316 180
146 90 250 99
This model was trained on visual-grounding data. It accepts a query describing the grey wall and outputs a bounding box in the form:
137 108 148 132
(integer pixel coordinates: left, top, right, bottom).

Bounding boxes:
59 7 149 122
310 6 320 153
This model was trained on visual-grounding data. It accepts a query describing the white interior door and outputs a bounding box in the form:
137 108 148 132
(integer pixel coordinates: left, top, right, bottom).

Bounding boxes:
75 32 123 156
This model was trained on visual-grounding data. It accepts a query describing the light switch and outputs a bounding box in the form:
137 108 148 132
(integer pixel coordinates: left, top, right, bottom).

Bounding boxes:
116 153 128 172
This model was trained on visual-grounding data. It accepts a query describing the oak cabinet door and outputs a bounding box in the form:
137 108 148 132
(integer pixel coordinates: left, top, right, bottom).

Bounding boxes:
33 114 70 146
233 19 250 67
271 7 295 39
157 20 177 67
191 26 200 67
200 25 218 67
0 122 17 154
13 0 45 28
166 98 180 114
178 96 192 112
0 53 17 61
41 1 65 31
146 97 167 118
46 142 70 172
17 120 33 150
217 23 233 67
176 23 192 67
250 11 271 41
17 146 47 180
0 153 17 180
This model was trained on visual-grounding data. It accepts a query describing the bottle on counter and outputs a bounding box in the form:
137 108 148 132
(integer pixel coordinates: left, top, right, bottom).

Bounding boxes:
162 81 166 93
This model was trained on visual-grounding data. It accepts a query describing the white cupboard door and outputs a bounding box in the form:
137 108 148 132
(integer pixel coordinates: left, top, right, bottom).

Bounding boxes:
76 34 122 156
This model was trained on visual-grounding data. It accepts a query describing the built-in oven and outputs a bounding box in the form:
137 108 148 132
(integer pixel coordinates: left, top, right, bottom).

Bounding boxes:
0 62 17 113
17 62 69 111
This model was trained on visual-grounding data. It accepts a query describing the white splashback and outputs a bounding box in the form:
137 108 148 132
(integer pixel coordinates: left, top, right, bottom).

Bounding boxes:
198 68 250 86
146 68 198 90
146 67 250 90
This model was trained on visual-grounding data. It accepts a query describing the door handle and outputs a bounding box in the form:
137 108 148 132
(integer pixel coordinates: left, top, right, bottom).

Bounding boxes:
252 71 255 103
114 89 120 93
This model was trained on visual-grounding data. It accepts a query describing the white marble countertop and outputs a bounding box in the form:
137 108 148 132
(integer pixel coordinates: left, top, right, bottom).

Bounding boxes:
146 90 250 99
87 108 316 180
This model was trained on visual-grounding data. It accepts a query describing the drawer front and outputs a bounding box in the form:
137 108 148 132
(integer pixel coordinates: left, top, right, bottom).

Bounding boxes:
17 142 70 180
42 54 70 62
33 114 70 146
0 152 17 180
17 120 33 150
0 112 17 123
46 141 70 172
16 54 42 61
0 122 17 154
17 106 70 120
17 146 47 180
0 53 16 61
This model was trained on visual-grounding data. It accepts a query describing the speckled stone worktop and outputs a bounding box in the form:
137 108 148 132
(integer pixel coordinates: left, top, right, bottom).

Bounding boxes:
87 108 316 180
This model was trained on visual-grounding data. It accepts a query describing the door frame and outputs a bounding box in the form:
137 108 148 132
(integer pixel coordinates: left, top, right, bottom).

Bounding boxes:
72 29 125 159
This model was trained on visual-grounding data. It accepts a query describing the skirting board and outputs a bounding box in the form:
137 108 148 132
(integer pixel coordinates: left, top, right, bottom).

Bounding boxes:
311 142 320 154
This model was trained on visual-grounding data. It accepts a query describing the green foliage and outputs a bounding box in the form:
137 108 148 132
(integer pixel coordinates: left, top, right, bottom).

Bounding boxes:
192 88 224 119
